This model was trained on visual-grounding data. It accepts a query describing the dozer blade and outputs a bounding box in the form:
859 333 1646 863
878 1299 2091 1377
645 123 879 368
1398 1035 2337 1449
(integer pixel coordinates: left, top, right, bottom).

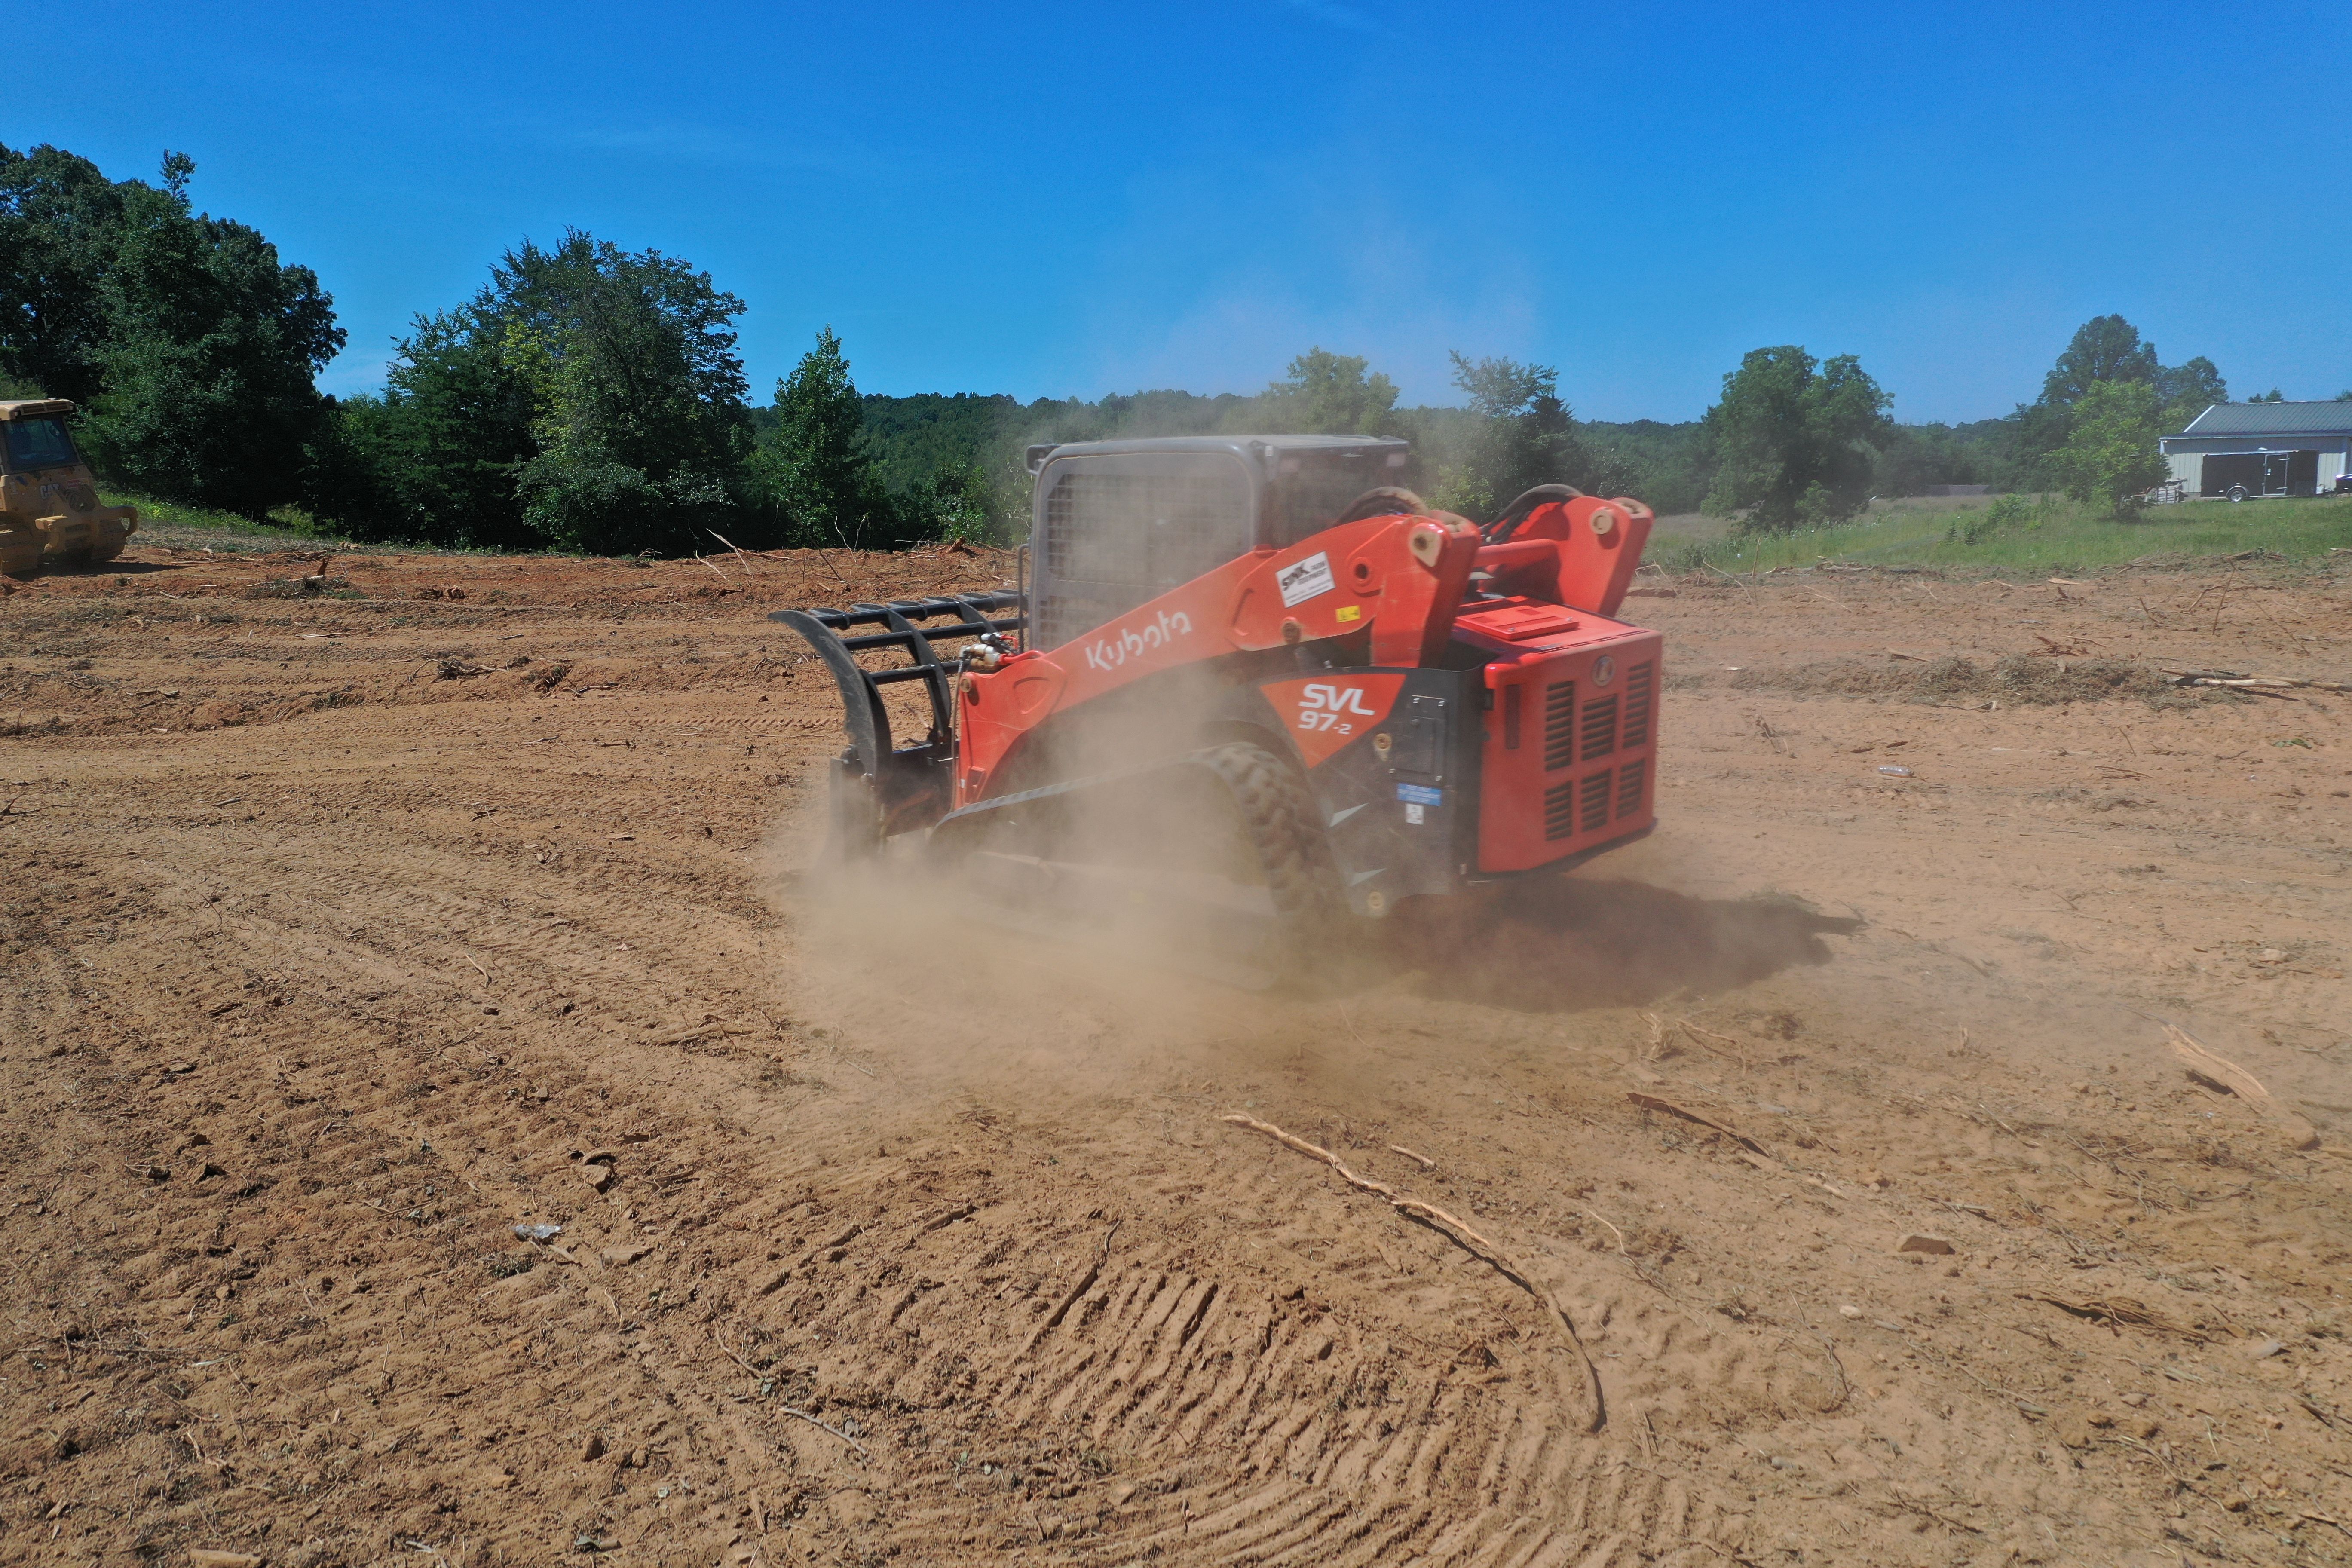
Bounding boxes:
770 591 1023 855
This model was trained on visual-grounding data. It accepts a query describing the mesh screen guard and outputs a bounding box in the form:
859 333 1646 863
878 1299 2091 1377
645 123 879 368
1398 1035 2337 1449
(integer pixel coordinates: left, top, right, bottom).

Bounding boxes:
1034 455 1253 650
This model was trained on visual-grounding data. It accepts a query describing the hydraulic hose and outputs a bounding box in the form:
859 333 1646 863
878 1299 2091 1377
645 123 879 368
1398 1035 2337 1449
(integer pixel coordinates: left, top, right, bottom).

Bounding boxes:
1484 483 1586 543
1335 486 1430 524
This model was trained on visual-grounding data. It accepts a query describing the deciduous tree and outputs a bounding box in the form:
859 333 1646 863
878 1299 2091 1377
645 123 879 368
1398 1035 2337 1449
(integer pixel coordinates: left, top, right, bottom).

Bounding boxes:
2008 316 2226 490
1430 352 1638 518
1702 346 1891 532
315 230 761 552
2040 315 2158 407
0 144 342 518
1251 348 1399 437
0 143 126 405
2049 380 2167 515
501 232 758 555
761 327 896 548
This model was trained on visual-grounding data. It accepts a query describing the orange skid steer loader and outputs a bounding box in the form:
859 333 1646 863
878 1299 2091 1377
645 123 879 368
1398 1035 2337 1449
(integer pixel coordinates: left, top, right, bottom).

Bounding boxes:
778 435 1661 983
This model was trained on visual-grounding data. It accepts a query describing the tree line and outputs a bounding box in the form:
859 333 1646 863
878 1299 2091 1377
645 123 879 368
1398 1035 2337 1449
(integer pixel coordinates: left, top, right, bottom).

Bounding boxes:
0 144 342 518
837 317 2242 537
3 140 2280 553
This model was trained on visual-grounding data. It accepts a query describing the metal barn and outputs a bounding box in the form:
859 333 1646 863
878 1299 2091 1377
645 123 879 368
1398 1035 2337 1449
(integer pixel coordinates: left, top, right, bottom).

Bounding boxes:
2161 402 2352 498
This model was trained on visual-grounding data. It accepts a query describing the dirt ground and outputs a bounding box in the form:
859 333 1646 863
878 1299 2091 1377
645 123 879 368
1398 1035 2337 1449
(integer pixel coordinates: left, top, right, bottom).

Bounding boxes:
3 540 2350 1568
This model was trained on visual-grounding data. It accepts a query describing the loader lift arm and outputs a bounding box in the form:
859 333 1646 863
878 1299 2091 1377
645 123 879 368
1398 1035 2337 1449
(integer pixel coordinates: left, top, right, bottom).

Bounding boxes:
950 508 1481 806
952 491 1648 808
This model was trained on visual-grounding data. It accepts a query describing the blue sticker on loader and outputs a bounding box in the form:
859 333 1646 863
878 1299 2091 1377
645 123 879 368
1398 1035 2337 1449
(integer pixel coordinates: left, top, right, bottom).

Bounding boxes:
1395 783 1443 805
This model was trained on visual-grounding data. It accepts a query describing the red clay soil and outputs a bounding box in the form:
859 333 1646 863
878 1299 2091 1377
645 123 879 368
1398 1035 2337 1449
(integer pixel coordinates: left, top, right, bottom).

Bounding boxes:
2 541 2349 1568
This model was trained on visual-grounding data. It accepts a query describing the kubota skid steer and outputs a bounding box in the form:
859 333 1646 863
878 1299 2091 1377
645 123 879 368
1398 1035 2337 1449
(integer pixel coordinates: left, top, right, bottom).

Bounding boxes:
776 435 1661 984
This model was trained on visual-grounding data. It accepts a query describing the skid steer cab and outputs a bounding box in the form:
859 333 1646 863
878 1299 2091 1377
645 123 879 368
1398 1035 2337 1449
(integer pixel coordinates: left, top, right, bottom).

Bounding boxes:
775 435 1661 977
0 401 137 577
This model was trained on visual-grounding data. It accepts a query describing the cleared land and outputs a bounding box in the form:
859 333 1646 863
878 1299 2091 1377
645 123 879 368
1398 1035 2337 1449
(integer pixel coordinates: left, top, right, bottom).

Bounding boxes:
3 542 2350 1568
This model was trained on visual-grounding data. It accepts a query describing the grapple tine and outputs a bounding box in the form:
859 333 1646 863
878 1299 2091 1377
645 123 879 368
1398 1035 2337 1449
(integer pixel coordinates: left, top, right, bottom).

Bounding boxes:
775 609 888 778
771 588 1024 854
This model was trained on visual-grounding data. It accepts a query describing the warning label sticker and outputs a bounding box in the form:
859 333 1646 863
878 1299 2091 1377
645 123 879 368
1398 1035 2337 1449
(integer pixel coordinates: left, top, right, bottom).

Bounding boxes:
1395 783 1443 805
1276 551 1335 608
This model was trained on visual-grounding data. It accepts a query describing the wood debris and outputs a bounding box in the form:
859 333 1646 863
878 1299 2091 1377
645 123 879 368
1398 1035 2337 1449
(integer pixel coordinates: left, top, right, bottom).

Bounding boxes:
1222 1112 1607 1433
2165 1023 2321 1149
1638 1011 1671 1063
1677 1017 1749 1071
780 1403 870 1459
2019 1292 2207 1341
1626 1092 1771 1158
2158 665 2349 696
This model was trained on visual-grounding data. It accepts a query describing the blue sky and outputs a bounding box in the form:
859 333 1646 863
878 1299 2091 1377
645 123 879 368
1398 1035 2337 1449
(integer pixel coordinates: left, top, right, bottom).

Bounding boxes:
14 1 2347 423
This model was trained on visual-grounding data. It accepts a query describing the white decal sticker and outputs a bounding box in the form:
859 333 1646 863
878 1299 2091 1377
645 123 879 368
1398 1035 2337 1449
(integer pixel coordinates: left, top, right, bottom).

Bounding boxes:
1276 551 1335 608
1404 802 1425 825
1080 608 1194 674
1293 681 1380 735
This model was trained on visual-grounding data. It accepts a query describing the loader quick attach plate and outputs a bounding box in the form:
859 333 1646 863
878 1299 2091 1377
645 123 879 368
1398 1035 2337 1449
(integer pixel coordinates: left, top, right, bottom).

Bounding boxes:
771 591 1025 844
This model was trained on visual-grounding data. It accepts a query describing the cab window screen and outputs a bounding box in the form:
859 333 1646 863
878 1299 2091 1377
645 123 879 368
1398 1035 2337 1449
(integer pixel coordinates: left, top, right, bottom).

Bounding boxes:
1263 453 1396 547
1038 458 1248 649
3 417 78 472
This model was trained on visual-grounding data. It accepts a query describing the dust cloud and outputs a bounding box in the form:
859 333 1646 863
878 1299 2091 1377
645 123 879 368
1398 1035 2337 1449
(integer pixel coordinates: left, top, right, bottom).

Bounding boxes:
759 779 1872 1124
758 808 1305 1106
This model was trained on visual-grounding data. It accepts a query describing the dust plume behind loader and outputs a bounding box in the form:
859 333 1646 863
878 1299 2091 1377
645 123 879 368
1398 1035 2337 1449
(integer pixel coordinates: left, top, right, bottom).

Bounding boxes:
776 435 1663 984
0 401 137 577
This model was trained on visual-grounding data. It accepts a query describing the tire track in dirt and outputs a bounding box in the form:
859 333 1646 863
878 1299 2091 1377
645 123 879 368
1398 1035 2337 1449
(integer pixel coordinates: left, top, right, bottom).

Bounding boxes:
0 833 2316 1567
5 906 811 1562
666 1090 1842 1566
7 550 2351 1565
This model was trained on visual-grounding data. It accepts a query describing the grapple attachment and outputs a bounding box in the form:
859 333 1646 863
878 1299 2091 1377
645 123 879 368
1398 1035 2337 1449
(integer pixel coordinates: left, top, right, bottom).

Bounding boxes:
771 591 1024 855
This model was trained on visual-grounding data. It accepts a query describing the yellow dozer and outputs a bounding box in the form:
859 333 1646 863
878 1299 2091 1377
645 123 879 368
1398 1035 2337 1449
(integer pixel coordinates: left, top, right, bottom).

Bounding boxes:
0 400 137 576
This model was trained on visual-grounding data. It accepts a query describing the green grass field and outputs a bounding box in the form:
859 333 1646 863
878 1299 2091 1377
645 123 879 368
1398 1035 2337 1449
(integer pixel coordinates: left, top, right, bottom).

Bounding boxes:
98 491 497 558
93 482 2352 575
96 487 333 553
1643 492 2352 575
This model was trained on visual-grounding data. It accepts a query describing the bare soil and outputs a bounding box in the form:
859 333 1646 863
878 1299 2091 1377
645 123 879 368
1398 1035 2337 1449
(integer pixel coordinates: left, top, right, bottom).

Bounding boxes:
3 543 2350 1568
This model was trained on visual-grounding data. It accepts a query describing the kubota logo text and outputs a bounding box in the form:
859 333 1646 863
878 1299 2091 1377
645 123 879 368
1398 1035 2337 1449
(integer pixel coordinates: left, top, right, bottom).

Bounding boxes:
1081 608 1193 673
1295 683 1379 733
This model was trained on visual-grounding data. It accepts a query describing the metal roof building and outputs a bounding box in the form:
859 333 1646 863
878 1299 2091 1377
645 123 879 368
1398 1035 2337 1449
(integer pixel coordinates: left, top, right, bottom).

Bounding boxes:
2161 401 2352 498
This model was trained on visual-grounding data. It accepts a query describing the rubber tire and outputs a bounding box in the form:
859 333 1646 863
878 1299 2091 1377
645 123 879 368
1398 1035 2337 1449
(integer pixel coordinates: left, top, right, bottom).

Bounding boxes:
1191 741 1345 957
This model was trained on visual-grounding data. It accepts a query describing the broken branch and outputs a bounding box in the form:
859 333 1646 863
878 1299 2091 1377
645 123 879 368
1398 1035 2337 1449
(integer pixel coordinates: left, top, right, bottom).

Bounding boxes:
2165 1023 2320 1150
1222 1112 1607 1433
1626 1092 1772 1158
778 1403 870 1459
2018 1292 2207 1342
1677 1018 1749 1071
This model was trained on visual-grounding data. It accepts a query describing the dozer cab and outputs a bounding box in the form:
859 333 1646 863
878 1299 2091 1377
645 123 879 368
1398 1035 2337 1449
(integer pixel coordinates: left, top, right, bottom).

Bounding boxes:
776 435 1661 983
0 401 138 577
